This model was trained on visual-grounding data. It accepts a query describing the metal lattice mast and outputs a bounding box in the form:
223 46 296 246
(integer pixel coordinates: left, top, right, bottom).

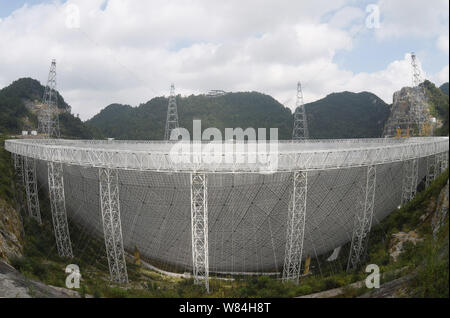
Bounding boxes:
411 53 421 88
38 59 60 138
401 159 419 205
13 153 24 186
292 82 309 140
282 170 307 284
99 168 128 284
164 83 179 140
190 173 209 292
48 162 73 258
440 152 448 173
409 53 427 134
426 155 437 188
347 165 376 271
24 157 41 224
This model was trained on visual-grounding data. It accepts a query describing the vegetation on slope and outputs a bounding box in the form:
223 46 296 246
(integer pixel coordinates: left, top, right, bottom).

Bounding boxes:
367 171 449 297
440 82 449 96
305 91 390 139
0 90 35 134
87 93 294 140
424 80 449 136
0 78 101 138
88 90 392 140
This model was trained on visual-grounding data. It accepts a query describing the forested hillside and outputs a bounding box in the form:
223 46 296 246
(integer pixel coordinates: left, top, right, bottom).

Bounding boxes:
2 77 447 140
304 91 390 139
88 91 392 140
440 82 449 96
0 78 101 138
425 80 449 135
88 93 293 139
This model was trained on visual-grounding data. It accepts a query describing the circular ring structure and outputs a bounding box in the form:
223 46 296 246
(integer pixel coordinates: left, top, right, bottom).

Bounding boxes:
6 137 449 274
5 137 449 173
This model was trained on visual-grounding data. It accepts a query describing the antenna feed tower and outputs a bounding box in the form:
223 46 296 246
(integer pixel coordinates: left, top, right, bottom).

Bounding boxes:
164 83 180 140
38 59 60 138
292 82 309 140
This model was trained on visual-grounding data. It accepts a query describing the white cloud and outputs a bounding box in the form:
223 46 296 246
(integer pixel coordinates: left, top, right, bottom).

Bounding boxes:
328 6 365 29
434 65 449 85
375 0 449 39
0 0 448 120
437 34 449 55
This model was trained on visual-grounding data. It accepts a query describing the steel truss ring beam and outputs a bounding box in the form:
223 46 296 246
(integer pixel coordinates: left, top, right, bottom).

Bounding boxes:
5 137 449 173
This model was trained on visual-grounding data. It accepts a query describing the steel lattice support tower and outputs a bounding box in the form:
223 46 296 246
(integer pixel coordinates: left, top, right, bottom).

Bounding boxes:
38 59 60 138
347 165 376 271
401 159 419 205
164 83 179 140
409 53 427 134
292 82 309 140
426 155 437 188
190 173 209 292
24 157 41 224
282 170 307 284
48 162 73 258
440 152 448 174
13 153 24 186
99 168 128 284
435 152 442 176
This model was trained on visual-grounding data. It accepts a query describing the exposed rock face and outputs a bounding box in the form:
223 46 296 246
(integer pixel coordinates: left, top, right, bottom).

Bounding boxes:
432 180 449 238
0 260 85 298
383 86 432 137
389 231 423 262
0 198 24 262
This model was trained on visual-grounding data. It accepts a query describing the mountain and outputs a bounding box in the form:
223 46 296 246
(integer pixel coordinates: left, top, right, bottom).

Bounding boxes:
440 82 449 96
88 92 294 139
304 91 390 139
88 91 391 140
0 78 101 138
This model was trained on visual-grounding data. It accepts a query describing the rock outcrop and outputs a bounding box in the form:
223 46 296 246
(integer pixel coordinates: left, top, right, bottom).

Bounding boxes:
382 86 431 137
432 180 449 238
0 198 24 262
0 260 86 298
389 231 423 262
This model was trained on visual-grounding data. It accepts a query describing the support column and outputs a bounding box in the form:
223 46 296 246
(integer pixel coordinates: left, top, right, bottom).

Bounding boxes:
190 173 209 292
24 157 41 224
426 155 437 188
347 165 376 272
401 158 419 206
48 162 73 258
282 170 307 284
13 153 24 185
440 152 448 174
99 168 128 284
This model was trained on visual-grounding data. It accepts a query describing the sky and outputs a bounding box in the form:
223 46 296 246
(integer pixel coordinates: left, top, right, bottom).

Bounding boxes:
0 0 448 120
